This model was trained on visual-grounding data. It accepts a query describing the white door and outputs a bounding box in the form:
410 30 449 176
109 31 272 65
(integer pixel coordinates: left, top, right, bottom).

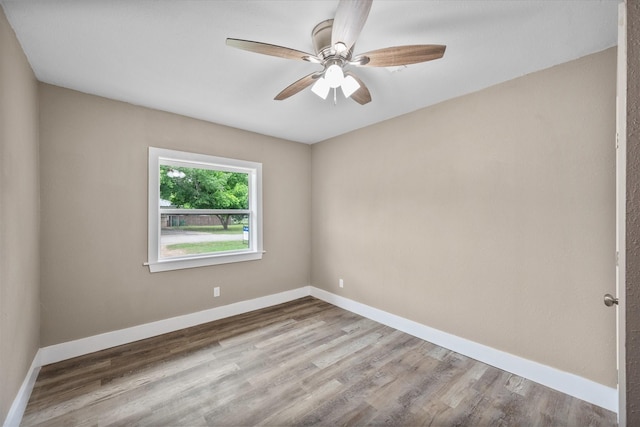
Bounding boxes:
615 3 627 426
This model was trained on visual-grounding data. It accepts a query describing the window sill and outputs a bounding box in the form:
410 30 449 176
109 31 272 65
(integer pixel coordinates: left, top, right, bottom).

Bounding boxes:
146 250 263 273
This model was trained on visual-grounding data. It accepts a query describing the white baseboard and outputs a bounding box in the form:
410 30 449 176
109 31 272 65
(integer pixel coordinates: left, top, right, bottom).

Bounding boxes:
40 286 310 365
3 350 42 427
309 286 617 413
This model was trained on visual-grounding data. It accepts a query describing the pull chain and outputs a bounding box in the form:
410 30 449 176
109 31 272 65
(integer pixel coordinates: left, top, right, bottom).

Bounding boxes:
333 87 337 106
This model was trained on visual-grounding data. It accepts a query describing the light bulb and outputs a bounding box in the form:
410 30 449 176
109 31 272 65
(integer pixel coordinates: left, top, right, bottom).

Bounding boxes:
324 64 344 89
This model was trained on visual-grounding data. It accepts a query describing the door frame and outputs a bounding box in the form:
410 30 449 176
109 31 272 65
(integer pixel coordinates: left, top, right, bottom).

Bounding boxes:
616 2 627 425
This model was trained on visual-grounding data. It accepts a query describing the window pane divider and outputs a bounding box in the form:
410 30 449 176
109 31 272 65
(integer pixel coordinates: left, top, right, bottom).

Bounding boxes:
160 209 250 215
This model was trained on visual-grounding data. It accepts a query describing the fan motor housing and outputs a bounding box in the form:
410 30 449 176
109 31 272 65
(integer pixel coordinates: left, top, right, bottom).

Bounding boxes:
312 19 352 61
312 19 333 54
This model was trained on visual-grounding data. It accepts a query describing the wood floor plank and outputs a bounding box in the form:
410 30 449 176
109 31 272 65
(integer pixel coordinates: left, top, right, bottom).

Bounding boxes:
22 296 617 426
256 378 344 426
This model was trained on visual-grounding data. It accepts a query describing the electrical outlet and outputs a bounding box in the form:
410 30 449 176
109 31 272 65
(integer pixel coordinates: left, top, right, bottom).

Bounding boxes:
339 278 344 288
214 287 220 297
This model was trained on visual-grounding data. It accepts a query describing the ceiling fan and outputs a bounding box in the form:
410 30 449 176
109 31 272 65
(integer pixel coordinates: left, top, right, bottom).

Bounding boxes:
225 0 446 105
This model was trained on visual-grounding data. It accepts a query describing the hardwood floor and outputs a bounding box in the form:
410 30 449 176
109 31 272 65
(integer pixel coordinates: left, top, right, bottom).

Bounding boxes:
22 297 616 426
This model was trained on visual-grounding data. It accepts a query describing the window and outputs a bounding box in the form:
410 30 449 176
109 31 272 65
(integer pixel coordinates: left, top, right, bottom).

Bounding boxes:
147 147 262 272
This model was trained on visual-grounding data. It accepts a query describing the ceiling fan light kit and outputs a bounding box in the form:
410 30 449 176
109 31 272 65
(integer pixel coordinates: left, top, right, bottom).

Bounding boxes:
226 0 446 105
311 71 360 101
310 59 362 102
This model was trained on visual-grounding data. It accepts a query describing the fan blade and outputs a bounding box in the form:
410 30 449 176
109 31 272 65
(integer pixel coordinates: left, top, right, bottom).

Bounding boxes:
332 0 372 52
355 45 446 67
345 72 371 105
274 72 323 100
226 38 319 62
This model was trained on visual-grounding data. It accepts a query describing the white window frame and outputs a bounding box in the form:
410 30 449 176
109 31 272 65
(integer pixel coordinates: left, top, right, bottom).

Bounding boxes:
147 147 263 273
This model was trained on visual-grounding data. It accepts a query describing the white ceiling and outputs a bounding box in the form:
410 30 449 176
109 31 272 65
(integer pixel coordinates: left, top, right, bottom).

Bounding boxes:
1 0 618 144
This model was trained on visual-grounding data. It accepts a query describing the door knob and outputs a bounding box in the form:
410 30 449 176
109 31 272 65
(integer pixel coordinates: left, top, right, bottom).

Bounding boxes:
603 293 619 307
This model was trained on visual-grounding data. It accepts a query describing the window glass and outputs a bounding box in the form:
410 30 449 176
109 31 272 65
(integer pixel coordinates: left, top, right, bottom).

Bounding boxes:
159 165 250 258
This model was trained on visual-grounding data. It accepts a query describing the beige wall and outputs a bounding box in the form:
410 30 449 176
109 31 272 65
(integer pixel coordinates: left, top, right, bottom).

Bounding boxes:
38 84 311 346
0 6 40 423
311 48 617 387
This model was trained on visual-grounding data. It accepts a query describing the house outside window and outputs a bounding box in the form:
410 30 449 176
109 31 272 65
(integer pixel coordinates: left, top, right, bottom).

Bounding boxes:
147 147 263 272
